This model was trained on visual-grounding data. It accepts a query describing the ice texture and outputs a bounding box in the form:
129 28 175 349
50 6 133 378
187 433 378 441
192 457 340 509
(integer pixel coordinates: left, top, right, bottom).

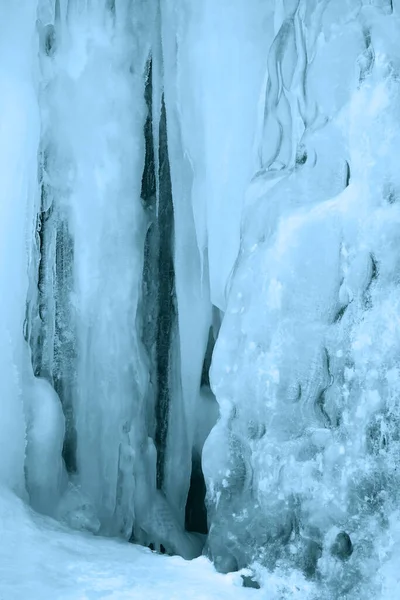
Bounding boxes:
27 0 203 553
0 3 41 494
24 372 67 515
3 0 400 597
201 0 400 595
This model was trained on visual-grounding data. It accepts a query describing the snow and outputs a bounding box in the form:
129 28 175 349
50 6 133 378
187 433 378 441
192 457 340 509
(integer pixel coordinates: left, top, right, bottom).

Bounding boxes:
0 489 263 600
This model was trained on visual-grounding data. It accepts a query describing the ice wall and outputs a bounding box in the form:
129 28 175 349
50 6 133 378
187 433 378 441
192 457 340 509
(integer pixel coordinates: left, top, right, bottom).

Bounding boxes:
3 0 400 596
0 3 41 494
31 0 157 537
24 0 205 556
201 0 400 595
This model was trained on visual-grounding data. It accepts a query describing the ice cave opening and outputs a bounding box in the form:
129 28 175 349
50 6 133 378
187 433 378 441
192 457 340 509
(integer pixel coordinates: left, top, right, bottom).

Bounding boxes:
3 1 400 598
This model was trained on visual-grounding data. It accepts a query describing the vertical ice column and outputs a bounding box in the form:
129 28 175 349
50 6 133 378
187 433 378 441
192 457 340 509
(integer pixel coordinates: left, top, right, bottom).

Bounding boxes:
160 0 212 526
27 2 78 477
164 0 274 311
43 0 155 535
0 3 40 493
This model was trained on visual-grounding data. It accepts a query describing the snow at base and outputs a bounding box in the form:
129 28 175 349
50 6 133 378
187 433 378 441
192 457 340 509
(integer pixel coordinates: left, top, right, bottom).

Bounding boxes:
0 489 314 600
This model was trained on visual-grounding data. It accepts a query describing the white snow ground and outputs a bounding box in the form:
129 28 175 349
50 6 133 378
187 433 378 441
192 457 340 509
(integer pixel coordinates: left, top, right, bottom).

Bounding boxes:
0 489 255 600
0 488 320 600
3 485 400 600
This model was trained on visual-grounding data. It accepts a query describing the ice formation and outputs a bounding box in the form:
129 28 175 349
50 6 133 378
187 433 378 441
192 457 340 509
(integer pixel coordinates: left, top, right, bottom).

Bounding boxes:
1 0 400 598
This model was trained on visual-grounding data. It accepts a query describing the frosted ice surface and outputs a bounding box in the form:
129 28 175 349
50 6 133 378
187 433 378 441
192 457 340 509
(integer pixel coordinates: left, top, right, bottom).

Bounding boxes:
24 373 67 515
162 0 274 310
0 3 40 494
202 0 400 595
3 0 400 597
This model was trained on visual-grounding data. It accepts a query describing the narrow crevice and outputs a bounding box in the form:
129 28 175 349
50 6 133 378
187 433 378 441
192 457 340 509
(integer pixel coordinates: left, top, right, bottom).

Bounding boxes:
345 161 351 187
155 94 176 490
54 220 77 473
140 57 158 442
184 327 217 536
363 253 379 310
201 326 215 388
185 450 208 534
140 57 177 492
30 163 55 380
333 302 349 324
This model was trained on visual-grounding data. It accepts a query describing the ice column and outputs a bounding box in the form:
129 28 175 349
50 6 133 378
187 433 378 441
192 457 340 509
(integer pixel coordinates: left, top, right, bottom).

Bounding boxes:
0 4 40 494
32 0 156 535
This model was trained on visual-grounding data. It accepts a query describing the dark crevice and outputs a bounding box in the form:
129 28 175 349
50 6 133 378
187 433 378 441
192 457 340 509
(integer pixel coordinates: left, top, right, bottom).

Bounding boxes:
54 220 77 473
315 349 334 428
28 148 78 474
242 575 261 589
201 326 215 388
184 326 216 536
141 59 156 203
140 57 158 443
358 28 375 86
155 94 176 490
345 161 350 187
140 56 177 492
363 253 378 309
185 450 208 534
30 171 55 380
295 145 307 166
333 302 349 324
39 23 56 58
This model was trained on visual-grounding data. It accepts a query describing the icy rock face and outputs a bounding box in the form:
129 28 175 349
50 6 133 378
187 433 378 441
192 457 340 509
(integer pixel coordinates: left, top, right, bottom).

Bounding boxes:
203 0 400 592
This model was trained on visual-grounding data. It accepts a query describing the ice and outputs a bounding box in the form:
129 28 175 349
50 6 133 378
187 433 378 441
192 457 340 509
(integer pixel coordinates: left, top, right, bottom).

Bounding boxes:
201 0 400 595
4 0 400 597
56 482 100 533
160 0 213 526
0 3 40 494
162 0 274 311
35 0 155 537
24 373 67 515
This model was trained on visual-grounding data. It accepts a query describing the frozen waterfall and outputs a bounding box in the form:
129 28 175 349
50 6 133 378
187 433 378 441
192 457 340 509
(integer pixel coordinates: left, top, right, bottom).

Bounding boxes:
2 0 400 598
